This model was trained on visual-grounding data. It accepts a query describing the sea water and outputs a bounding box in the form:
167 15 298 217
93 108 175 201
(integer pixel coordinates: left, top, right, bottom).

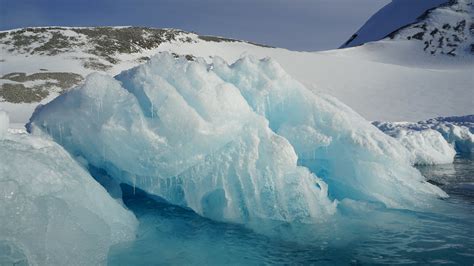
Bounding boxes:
108 157 474 265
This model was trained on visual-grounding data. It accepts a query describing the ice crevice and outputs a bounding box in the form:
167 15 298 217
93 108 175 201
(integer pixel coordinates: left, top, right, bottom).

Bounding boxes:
28 52 447 226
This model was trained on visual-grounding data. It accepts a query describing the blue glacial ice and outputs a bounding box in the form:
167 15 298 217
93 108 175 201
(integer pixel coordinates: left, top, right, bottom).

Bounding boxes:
0 111 137 266
28 53 447 226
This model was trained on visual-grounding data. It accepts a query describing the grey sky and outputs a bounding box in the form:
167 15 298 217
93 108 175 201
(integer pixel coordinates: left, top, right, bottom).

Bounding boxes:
0 0 390 51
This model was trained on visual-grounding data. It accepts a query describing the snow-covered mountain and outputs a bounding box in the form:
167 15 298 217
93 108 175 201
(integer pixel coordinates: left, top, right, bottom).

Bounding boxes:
1 1 473 126
341 0 449 48
342 0 474 57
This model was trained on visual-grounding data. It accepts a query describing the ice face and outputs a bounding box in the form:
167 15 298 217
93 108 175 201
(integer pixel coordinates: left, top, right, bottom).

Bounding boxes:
211 56 447 207
29 53 446 226
29 58 336 224
0 123 137 265
435 123 473 155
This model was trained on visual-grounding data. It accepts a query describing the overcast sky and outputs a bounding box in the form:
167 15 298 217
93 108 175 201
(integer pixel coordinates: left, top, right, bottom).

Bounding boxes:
0 0 390 51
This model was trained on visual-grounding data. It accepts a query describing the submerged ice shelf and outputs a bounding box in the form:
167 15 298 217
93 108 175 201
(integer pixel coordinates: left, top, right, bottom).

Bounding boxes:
28 53 446 227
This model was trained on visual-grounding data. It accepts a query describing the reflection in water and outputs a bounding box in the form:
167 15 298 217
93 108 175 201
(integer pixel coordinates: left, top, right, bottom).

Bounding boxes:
418 157 474 203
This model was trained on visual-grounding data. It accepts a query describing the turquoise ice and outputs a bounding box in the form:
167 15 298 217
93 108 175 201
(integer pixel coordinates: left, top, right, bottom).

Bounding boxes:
29 53 446 226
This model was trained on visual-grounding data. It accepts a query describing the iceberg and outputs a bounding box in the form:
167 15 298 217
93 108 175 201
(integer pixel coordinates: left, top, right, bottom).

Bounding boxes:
28 53 446 226
398 129 456 165
211 56 447 207
435 123 473 155
374 116 474 158
0 111 137 266
380 128 456 165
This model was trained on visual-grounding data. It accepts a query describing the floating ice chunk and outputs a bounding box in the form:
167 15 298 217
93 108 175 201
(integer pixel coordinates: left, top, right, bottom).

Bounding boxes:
374 116 474 156
434 123 473 155
29 53 446 225
396 129 456 165
29 55 337 224
0 126 137 265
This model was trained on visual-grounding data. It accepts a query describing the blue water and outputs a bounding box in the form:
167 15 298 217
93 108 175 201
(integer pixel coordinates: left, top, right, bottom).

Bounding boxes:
108 158 474 265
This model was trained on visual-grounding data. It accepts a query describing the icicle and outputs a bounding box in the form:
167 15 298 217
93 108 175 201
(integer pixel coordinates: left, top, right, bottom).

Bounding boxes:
58 123 63 145
132 176 136 195
151 101 154 119
102 143 106 164
96 98 103 121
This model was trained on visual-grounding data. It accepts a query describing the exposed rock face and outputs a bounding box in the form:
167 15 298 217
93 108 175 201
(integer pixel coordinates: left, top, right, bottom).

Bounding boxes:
390 0 474 56
0 27 270 105
341 0 449 48
342 0 474 57
0 72 83 103
0 27 268 66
